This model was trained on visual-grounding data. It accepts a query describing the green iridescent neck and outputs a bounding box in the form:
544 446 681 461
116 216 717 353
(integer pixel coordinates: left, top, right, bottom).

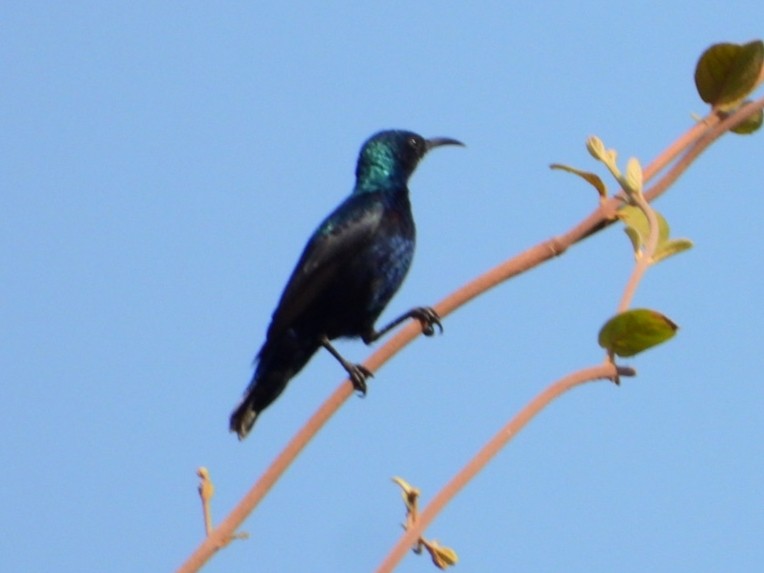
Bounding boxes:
353 140 408 194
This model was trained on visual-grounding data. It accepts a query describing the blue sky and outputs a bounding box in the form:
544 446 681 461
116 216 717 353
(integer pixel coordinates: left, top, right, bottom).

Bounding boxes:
3 3 762 572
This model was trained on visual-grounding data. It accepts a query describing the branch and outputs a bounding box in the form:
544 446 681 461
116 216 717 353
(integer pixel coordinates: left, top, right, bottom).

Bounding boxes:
375 363 636 573
176 96 764 573
374 100 763 569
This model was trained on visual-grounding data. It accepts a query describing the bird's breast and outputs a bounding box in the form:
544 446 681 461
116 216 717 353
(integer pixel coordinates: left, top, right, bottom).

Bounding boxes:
362 215 415 314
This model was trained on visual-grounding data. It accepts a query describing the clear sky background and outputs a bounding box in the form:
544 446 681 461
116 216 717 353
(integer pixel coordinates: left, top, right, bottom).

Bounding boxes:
3 3 762 572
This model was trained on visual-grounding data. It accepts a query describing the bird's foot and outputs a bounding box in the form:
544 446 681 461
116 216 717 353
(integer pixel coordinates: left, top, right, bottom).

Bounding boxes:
320 335 374 395
361 307 444 344
410 306 444 337
346 363 373 396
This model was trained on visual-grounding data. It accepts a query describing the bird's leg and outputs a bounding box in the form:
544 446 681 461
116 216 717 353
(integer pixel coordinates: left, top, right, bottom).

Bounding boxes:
320 335 373 395
362 306 444 344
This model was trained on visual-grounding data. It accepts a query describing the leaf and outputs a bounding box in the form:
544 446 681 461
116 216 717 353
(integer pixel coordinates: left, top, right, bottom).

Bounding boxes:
423 540 459 569
623 157 644 195
652 238 694 263
618 206 692 262
694 40 764 110
586 135 621 179
730 105 764 134
392 476 420 510
550 163 608 199
586 136 606 161
618 205 670 247
624 226 642 255
598 309 678 357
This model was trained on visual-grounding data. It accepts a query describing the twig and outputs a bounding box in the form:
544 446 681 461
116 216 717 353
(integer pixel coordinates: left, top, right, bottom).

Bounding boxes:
375 363 636 573
197 468 214 537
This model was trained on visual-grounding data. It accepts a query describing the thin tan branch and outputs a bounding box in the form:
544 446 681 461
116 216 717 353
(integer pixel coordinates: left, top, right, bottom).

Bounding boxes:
375 363 636 573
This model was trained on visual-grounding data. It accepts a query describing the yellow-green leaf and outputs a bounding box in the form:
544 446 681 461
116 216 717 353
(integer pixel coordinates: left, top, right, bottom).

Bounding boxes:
653 238 694 263
585 136 621 178
391 476 420 512
624 226 642 255
550 163 608 199
731 105 764 134
623 157 644 195
424 540 459 569
694 40 764 110
618 205 670 246
598 309 678 357
586 136 606 161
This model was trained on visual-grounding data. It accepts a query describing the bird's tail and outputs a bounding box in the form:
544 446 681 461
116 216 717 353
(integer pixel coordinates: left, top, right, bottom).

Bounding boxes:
229 334 319 440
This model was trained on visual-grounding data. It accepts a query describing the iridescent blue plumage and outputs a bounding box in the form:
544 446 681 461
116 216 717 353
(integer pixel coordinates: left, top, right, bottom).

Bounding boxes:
230 130 463 439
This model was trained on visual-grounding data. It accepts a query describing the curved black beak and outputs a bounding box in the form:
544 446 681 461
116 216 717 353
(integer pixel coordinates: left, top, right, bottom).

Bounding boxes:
425 136 465 151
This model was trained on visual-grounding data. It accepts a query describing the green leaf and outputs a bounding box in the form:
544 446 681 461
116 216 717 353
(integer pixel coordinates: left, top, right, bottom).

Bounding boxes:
598 309 678 357
550 163 608 199
624 226 643 255
731 105 764 134
653 238 694 263
618 205 670 246
694 40 764 110
618 205 649 240
618 206 692 262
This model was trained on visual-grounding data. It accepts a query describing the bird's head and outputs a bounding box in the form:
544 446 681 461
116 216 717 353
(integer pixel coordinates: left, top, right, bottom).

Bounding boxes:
355 130 464 191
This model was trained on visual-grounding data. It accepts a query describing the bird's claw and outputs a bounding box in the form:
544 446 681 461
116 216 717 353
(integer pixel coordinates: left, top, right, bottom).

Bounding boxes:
348 363 373 396
412 306 443 337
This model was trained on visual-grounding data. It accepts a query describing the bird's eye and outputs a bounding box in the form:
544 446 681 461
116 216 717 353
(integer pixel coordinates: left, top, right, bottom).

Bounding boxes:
408 137 419 149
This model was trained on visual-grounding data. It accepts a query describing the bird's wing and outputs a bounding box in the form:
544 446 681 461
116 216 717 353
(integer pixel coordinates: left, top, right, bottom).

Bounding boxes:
265 194 383 339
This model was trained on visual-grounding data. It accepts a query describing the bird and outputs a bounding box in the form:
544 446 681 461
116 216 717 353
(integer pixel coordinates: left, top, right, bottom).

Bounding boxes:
230 129 464 439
